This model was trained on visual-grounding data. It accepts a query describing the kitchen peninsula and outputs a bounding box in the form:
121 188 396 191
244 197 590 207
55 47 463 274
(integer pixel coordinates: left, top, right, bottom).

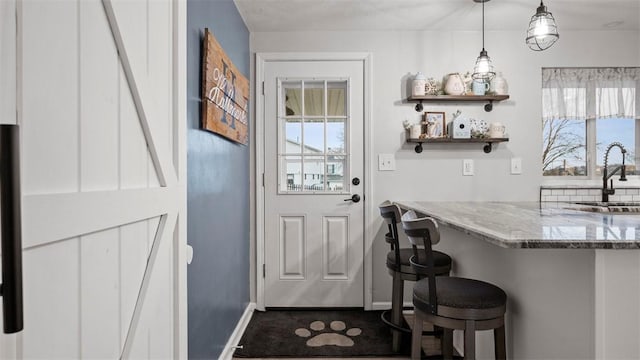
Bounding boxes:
394 201 640 359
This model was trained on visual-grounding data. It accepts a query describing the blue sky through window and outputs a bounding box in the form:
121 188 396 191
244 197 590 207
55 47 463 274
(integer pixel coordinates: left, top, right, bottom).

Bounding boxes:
286 122 345 153
596 118 634 166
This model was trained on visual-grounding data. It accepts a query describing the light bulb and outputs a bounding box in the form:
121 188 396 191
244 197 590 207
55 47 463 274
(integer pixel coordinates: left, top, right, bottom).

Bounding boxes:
534 17 550 38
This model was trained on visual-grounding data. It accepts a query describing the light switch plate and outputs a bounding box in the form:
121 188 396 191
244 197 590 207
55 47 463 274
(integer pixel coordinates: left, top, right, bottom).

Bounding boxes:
463 159 474 176
511 157 522 175
378 154 395 171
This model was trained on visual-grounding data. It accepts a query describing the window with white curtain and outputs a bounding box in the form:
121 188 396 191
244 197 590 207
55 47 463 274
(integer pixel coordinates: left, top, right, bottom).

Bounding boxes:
542 67 640 178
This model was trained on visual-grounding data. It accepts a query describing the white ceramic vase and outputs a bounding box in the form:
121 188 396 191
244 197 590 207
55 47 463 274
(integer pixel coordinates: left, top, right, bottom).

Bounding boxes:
490 72 508 95
444 73 465 95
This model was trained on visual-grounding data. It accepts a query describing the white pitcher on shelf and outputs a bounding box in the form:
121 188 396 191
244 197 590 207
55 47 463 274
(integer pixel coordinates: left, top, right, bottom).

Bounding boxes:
444 73 466 95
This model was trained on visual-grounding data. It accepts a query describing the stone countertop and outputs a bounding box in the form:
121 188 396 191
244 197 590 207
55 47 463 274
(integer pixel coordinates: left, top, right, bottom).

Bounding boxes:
394 201 640 249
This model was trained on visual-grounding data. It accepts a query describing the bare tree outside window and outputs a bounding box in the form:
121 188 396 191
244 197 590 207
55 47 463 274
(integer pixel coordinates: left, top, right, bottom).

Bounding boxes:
542 117 587 176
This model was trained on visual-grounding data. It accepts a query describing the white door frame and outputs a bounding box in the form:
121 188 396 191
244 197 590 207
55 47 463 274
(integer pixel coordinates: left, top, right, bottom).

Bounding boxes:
255 52 373 311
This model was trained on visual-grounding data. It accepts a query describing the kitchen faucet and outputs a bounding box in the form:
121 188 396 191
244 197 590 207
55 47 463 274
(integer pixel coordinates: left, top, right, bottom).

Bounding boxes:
602 142 627 202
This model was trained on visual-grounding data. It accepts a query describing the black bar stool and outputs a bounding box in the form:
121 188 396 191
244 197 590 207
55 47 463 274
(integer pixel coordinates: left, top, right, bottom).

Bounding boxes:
378 201 452 352
401 210 507 360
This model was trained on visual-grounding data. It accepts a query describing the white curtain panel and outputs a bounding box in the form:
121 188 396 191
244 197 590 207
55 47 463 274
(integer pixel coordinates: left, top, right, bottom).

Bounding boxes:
542 67 640 121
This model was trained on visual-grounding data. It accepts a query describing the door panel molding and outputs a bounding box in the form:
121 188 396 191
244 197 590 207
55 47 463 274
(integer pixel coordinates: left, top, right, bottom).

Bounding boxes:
255 53 373 310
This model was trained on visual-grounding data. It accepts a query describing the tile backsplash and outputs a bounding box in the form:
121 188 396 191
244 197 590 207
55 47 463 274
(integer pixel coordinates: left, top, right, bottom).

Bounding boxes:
540 186 640 202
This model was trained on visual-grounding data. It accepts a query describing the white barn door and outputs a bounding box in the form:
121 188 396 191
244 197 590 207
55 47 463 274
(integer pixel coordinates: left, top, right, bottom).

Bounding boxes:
0 0 186 358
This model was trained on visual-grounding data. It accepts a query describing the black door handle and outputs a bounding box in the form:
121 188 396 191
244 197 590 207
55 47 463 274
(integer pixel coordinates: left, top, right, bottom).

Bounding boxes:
344 194 361 203
0 124 23 334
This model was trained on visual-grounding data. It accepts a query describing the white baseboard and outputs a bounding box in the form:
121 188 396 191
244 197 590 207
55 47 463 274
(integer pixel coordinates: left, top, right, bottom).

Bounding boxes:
219 302 256 360
371 301 413 311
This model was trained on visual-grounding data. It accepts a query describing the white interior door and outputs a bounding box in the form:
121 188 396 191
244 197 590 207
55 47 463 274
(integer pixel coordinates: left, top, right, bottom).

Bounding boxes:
0 0 186 358
263 59 365 307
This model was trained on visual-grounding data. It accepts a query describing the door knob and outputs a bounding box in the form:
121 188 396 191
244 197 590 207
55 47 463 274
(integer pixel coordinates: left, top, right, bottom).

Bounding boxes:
344 194 361 203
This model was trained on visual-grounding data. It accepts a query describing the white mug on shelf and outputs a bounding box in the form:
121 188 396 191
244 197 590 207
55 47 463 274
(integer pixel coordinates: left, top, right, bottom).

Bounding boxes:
489 122 506 138
472 80 489 96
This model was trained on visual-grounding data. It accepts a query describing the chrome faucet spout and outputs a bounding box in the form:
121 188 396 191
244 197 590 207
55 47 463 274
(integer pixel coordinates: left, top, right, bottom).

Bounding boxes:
602 142 628 202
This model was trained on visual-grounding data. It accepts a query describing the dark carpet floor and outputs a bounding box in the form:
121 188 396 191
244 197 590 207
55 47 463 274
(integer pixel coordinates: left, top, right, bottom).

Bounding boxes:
233 309 410 358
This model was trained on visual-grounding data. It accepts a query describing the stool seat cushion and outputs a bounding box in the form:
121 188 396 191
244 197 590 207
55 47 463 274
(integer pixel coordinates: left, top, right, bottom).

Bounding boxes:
413 277 507 312
387 248 451 271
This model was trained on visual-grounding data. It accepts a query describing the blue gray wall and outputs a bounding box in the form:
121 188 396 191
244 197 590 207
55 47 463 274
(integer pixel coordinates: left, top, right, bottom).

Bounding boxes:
187 0 250 358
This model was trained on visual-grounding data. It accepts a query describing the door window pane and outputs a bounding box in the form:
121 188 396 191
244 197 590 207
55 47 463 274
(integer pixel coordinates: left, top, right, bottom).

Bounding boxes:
327 155 346 191
303 118 324 153
283 81 301 116
283 119 302 153
304 81 324 116
327 81 347 116
282 156 302 191
327 119 346 154
596 117 636 176
542 118 586 176
303 156 324 190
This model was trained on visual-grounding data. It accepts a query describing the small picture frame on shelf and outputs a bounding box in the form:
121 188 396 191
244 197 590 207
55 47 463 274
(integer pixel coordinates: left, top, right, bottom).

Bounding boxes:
423 111 446 138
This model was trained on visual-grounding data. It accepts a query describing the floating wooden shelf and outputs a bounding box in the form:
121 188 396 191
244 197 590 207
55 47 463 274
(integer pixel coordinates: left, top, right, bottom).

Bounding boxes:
407 94 510 112
407 137 509 154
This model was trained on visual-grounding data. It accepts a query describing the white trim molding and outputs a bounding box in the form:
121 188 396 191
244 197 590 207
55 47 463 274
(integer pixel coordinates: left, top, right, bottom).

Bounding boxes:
219 302 256 360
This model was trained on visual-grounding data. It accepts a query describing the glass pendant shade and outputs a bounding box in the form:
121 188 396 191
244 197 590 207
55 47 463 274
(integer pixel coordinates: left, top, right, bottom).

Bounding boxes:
472 49 495 81
526 1 559 51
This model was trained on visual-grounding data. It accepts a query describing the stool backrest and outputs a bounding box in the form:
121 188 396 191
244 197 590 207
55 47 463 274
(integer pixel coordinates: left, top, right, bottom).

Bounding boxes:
401 212 440 314
378 201 403 265
378 201 402 225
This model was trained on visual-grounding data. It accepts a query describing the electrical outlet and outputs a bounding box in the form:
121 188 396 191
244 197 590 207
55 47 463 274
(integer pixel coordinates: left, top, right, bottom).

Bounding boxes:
378 154 396 171
463 159 474 176
511 157 522 175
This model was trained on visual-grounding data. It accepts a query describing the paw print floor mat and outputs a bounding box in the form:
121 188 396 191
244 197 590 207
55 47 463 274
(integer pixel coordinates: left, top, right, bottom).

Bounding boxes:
233 309 410 358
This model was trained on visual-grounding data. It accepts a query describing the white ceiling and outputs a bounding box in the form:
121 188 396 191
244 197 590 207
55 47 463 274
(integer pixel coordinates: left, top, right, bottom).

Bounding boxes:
234 0 640 32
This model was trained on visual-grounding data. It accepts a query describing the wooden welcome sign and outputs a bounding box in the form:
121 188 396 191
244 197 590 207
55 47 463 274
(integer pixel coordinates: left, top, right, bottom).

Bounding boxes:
201 28 249 145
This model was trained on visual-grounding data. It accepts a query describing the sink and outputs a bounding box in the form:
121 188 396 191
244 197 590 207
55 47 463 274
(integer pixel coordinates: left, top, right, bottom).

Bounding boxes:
570 202 640 213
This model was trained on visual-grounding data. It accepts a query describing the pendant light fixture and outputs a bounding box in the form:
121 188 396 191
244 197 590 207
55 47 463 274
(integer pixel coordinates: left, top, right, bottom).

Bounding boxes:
525 1 559 51
472 0 495 81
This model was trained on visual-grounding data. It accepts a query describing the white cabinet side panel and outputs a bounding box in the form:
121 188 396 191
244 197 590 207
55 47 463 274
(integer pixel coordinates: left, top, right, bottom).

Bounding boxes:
80 228 120 358
21 0 79 194
22 239 80 358
80 0 119 192
595 250 640 359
